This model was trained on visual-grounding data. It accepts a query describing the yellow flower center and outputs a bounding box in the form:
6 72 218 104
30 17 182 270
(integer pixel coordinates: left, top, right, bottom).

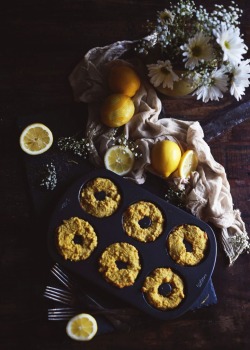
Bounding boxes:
161 67 170 75
224 41 230 49
192 45 202 57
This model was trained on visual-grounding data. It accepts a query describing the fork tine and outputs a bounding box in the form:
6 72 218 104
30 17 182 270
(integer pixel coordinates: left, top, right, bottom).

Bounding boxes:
44 286 73 305
51 263 74 290
48 307 76 314
48 307 77 321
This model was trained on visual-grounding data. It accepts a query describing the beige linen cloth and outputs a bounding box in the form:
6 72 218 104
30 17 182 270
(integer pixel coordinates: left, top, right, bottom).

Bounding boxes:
69 40 249 265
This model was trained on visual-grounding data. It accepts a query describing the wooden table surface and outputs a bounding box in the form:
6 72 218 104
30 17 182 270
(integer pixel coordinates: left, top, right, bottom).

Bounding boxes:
1 1 250 349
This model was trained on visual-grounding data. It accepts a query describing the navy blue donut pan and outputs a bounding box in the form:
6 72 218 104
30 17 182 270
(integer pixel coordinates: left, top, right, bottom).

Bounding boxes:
47 169 217 320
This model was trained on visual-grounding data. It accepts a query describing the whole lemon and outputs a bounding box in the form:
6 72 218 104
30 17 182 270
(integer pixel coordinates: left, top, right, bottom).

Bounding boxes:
151 140 182 177
108 65 141 97
101 93 135 127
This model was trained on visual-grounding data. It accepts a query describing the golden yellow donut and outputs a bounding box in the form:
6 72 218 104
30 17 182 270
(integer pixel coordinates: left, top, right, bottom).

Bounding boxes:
142 267 185 310
123 201 164 242
99 242 141 288
80 177 121 218
56 217 97 261
168 224 208 266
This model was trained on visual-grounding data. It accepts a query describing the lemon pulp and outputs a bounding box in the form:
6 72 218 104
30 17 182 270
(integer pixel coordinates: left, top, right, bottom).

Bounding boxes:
104 145 135 175
66 313 98 341
178 149 198 178
19 123 53 155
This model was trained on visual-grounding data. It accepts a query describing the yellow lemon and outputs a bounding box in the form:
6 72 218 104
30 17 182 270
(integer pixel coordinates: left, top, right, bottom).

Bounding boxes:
151 140 182 178
66 313 98 341
19 123 53 155
101 93 135 127
178 149 198 178
104 145 135 175
108 65 141 97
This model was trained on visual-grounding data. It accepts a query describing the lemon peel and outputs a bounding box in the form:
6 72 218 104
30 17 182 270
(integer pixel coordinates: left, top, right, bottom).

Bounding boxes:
101 94 135 127
108 65 141 97
151 140 182 178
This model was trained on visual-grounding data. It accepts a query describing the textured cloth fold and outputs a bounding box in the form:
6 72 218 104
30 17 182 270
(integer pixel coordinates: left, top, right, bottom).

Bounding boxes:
69 40 249 265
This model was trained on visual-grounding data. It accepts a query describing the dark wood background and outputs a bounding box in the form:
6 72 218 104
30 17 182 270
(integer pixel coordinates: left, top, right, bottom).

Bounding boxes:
1 1 250 349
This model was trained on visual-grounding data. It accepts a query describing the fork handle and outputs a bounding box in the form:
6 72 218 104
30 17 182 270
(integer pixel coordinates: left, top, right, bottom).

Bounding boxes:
76 293 133 331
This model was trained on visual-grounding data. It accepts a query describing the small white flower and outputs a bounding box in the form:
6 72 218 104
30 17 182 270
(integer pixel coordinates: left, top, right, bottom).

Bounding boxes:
230 59 250 100
147 60 179 89
158 9 175 24
194 67 228 103
180 32 214 69
213 23 247 64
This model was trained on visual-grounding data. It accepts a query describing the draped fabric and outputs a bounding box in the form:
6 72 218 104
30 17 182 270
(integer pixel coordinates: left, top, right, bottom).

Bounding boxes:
69 40 249 265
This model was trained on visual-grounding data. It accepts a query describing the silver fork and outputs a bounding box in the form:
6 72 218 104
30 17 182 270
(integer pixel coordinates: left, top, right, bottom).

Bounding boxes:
45 264 133 331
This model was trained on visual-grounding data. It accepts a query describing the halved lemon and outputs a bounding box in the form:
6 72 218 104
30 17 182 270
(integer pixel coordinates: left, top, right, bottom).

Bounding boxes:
104 145 135 176
66 313 98 341
178 149 198 178
19 123 53 155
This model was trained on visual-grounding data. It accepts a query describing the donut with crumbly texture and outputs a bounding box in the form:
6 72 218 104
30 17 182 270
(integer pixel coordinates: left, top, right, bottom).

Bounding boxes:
80 177 121 218
99 242 141 288
168 224 208 266
56 217 97 261
142 267 185 310
123 201 164 242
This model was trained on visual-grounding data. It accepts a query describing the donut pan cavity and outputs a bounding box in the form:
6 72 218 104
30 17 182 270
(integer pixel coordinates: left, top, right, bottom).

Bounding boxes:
47 169 217 320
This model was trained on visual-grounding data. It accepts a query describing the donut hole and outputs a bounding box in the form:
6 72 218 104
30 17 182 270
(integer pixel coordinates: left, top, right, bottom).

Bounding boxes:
94 190 106 201
138 216 152 229
116 260 128 270
183 239 193 252
158 283 172 297
73 234 84 245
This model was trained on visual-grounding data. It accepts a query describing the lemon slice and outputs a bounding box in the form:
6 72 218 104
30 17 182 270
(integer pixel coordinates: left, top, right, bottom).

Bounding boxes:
104 145 135 176
66 313 98 341
178 149 198 178
19 123 53 155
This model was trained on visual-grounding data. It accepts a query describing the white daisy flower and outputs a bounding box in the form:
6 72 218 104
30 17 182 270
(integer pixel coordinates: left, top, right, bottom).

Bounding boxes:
194 67 228 103
180 32 214 69
230 59 250 101
213 23 247 64
158 9 175 24
147 60 179 89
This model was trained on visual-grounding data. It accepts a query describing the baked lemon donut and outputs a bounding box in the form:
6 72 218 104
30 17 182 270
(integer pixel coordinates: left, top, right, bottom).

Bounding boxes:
56 217 97 261
80 177 121 218
168 224 208 266
99 242 141 288
123 201 164 242
142 267 185 310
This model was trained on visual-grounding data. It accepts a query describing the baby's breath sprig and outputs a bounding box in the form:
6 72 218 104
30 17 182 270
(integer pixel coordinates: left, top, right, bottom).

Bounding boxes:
57 136 94 159
109 132 143 159
164 183 186 208
40 162 57 191
228 234 250 255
